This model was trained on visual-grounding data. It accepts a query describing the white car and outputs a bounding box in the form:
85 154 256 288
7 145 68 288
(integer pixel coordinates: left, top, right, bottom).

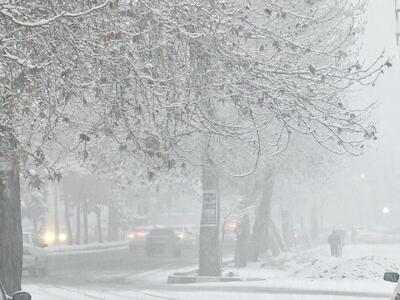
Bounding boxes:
23 232 48 277
384 272 400 300
170 226 198 249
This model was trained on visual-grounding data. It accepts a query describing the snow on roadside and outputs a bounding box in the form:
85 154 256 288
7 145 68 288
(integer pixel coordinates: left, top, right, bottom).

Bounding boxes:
288 244 400 281
24 283 391 300
213 243 400 297
223 244 400 282
45 240 128 255
142 289 388 300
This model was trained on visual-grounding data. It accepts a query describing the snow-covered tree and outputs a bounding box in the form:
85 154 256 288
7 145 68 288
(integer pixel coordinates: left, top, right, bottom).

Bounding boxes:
0 0 390 289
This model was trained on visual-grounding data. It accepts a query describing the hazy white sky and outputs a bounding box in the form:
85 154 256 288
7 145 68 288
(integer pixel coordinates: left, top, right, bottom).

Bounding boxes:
315 2 400 229
364 0 398 56
364 0 400 146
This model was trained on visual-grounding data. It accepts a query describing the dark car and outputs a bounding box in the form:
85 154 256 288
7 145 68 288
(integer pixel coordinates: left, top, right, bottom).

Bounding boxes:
145 228 183 257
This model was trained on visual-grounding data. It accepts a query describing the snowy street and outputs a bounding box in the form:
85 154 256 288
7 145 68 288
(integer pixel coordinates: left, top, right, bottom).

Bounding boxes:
24 247 198 286
23 243 398 299
23 284 391 300
1 1 400 300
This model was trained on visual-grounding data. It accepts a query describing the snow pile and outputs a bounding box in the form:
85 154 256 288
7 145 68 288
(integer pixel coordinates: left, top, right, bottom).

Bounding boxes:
224 244 400 283
292 254 400 280
266 244 400 281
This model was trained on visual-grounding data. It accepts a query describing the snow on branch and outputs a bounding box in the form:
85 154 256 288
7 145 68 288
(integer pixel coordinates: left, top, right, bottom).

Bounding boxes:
0 1 109 28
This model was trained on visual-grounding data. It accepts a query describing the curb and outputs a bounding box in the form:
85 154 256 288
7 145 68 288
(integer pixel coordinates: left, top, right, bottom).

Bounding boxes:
170 258 235 277
167 275 241 284
166 258 267 284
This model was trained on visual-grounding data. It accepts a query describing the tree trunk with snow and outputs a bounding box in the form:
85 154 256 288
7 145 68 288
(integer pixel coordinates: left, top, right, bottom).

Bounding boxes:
199 162 221 276
0 134 22 295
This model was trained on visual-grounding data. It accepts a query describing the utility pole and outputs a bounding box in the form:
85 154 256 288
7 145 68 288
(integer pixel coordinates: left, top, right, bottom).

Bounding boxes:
199 158 221 276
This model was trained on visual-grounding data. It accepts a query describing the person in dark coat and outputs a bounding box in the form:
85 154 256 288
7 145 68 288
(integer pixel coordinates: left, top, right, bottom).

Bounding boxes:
328 230 342 257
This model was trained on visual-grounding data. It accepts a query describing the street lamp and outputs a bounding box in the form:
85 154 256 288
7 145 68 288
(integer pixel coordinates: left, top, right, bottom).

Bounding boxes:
382 207 391 215
359 173 366 180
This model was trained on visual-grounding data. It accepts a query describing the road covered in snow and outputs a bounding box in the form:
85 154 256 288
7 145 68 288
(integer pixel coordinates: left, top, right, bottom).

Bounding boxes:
24 245 199 286
23 243 399 299
23 284 391 300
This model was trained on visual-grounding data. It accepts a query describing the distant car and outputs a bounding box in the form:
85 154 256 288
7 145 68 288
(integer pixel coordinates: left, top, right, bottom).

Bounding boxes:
40 230 69 246
23 238 48 277
169 226 197 249
145 228 184 257
127 227 152 251
0 280 31 300
222 223 237 245
384 272 400 300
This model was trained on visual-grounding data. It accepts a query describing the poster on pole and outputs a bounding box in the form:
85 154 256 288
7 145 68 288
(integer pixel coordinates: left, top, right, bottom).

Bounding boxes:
200 190 218 226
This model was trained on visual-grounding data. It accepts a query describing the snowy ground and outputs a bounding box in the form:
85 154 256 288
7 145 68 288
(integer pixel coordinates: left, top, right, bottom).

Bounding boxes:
222 243 400 281
290 244 400 281
24 243 399 299
23 284 391 300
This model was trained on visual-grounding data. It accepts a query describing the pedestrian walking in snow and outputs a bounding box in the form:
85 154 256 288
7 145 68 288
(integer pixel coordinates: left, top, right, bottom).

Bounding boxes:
328 230 342 257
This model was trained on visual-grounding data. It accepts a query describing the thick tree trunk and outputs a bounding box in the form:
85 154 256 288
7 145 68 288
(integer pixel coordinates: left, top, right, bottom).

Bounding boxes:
199 162 221 276
0 141 22 294
250 169 274 261
76 205 81 245
83 200 89 244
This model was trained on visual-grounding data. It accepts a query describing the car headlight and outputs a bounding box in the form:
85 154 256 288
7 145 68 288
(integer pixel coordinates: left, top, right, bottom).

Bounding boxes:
42 232 56 245
227 223 237 231
58 233 68 242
